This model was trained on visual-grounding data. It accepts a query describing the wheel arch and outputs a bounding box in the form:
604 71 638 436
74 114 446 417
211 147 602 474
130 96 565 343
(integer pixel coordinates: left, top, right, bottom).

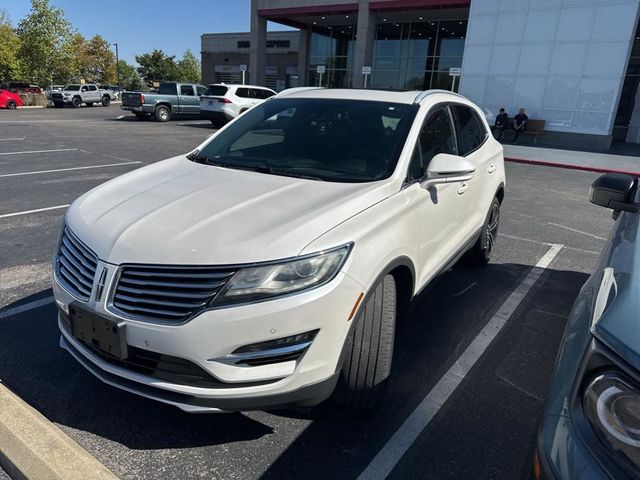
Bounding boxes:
495 182 505 204
155 102 172 111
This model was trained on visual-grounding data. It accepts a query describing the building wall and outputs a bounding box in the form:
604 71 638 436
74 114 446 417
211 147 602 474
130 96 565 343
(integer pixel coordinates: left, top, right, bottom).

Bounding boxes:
459 0 640 140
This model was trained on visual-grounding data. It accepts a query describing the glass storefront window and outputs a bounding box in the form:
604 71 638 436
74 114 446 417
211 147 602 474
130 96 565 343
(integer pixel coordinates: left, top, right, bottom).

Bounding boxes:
309 24 356 87
371 19 467 92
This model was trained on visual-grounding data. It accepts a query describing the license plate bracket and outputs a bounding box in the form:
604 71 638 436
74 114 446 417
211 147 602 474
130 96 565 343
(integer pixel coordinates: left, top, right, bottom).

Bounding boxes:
69 303 128 359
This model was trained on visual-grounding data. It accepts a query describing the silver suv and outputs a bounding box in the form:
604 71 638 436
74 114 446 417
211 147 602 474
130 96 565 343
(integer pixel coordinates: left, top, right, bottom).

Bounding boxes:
52 84 113 108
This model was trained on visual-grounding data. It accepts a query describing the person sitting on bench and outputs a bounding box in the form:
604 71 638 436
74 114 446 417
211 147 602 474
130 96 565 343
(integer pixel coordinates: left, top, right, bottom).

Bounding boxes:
513 108 528 142
493 108 508 141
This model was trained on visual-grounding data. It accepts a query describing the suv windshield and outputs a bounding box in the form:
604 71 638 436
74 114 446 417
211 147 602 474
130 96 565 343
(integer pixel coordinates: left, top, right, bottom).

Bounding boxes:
65 85 81 91
196 98 418 183
204 85 228 96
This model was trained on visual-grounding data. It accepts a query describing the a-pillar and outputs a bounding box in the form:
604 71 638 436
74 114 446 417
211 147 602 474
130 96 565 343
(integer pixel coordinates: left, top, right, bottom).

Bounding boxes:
352 0 375 88
249 0 266 86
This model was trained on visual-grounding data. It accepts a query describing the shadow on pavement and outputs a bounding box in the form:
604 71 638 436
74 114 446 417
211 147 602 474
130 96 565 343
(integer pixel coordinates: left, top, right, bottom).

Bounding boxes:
0 264 587 476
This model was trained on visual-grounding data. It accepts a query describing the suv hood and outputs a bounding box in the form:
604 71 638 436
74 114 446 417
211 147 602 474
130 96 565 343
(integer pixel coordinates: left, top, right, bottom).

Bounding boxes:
66 155 394 265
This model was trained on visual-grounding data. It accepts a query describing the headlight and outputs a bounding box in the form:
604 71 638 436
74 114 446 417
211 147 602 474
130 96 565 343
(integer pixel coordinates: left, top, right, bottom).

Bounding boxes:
212 244 351 306
583 372 640 469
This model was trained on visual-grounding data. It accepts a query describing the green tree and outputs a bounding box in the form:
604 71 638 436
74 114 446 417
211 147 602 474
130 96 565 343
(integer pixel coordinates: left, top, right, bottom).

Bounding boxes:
0 10 23 82
16 0 75 86
135 49 177 84
117 59 145 91
82 35 116 84
175 49 200 83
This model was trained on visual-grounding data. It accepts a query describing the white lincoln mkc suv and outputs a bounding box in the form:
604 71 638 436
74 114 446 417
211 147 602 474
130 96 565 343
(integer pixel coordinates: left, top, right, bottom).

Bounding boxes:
53 88 506 412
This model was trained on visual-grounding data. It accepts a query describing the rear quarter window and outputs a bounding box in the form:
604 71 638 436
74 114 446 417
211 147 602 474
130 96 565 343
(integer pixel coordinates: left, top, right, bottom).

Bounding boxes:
204 86 228 96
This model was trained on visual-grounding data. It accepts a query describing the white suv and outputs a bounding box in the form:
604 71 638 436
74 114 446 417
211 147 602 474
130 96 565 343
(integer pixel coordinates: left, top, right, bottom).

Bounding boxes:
200 84 276 127
53 88 505 413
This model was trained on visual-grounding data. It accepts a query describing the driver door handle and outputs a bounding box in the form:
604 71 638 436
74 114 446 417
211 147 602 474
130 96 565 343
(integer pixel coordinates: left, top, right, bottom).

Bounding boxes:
488 163 497 174
457 182 469 195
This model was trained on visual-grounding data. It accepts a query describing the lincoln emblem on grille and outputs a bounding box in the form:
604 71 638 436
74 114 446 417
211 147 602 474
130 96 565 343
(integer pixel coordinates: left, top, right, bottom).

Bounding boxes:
95 267 108 302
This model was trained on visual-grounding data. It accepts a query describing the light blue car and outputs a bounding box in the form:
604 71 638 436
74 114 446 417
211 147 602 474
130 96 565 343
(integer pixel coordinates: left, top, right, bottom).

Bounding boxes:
536 173 640 479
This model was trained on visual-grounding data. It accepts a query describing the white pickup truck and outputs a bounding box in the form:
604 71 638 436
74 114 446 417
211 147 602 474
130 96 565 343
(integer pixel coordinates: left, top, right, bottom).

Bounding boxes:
51 84 113 108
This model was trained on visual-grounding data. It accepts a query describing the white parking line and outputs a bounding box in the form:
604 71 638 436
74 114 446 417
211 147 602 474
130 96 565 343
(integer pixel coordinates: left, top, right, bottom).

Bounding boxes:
0 148 77 156
547 222 607 241
357 243 564 480
0 297 54 319
0 205 70 219
0 161 142 178
0 138 25 141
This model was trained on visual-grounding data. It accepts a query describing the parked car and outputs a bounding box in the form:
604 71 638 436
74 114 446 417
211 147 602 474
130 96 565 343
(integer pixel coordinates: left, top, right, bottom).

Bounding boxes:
51 84 113 108
53 88 505 412
200 84 276 127
121 82 206 121
1 82 42 94
45 85 65 100
0 89 22 109
535 173 640 479
100 85 121 100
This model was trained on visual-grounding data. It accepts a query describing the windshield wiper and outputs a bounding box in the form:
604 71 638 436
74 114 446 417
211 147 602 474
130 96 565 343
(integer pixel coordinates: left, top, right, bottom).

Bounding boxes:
186 152 223 167
250 164 324 181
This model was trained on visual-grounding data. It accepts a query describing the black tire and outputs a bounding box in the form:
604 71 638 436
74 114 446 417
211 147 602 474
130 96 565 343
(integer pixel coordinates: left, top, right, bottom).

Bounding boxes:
466 196 500 266
85 102 93 107
155 105 170 122
333 274 396 410
72 97 82 108
6 100 17 110
54 102 63 108
101 96 110 107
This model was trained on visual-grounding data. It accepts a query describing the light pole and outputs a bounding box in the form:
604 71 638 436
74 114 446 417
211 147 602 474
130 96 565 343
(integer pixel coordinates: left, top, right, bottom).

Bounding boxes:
113 42 120 88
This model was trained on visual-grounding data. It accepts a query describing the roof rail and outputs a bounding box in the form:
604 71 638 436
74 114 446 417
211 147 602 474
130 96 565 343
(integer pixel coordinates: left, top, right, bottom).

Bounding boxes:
274 87 325 98
413 89 466 104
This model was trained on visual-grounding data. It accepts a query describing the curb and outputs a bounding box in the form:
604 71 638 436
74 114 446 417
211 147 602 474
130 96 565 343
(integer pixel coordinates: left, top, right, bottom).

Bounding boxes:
16 106 46 109
0 383 118 480
505 156 640 177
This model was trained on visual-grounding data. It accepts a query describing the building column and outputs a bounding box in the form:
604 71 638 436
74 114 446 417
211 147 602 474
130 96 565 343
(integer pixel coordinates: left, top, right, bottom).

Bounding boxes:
297 28 310 86
249 0 266 86
352 0 375 88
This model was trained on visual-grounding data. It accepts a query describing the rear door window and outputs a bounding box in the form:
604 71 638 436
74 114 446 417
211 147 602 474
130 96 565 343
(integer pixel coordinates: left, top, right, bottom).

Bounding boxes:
157 83 177 95
452 104 487 156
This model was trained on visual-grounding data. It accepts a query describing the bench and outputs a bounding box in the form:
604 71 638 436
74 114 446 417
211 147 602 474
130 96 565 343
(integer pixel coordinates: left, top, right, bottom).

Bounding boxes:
505 118 545 143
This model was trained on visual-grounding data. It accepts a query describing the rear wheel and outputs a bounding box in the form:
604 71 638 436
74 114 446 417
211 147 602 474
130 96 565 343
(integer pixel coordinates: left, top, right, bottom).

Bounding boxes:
71 97 82 108
465 196 500 266
101 96 110 107
155 105 170 122
6 100 17 110
333 274 396 411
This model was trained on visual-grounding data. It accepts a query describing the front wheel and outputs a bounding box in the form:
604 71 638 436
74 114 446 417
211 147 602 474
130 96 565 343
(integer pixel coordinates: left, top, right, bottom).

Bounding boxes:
6 100 17 110
101 96 110 107
465 196 500 266
333 274 396 411
71 97 82 108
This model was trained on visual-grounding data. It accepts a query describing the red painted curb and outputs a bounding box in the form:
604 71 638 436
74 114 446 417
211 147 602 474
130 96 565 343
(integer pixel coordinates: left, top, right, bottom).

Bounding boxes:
504 156 640 177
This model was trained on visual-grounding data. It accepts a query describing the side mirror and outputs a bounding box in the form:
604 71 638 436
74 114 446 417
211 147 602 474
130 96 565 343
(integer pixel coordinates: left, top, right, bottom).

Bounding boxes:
589 173 640 213
426 153 476 184
589 173 639 213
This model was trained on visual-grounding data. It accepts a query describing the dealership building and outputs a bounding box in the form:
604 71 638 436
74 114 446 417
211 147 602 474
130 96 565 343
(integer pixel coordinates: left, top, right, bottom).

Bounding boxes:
201 0 640 149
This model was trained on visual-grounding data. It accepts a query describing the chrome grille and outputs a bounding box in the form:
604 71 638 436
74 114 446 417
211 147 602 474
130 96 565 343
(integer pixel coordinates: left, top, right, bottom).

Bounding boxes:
56 227 98 301
111 265 236 322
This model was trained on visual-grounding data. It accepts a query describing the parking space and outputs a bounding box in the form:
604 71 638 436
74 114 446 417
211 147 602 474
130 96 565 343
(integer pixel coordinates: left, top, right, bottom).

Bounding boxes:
0 106 615 479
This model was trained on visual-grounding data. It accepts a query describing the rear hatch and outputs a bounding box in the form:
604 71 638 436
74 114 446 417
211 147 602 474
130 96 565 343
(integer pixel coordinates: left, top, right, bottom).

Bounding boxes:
122 92 144 107
200 85 229 112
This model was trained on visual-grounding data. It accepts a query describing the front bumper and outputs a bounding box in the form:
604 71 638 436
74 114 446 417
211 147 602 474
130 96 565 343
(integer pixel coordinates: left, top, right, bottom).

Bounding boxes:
54 264 364 412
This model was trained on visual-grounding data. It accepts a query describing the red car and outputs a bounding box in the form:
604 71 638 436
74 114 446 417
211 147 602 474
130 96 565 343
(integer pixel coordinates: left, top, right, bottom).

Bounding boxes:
0 90 22 110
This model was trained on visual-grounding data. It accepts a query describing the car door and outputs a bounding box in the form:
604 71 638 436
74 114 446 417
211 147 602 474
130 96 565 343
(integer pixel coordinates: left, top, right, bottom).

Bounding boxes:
450 104 494 237
178 84 199 115
235 88 252 110
406 105 472 286
89 85 100 102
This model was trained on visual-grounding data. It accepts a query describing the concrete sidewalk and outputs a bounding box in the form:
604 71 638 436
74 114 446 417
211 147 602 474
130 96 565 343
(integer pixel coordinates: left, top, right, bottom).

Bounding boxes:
503 144 640 175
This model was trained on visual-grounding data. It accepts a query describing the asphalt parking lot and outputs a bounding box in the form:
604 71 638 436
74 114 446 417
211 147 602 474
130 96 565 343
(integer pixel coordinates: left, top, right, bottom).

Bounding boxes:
0 105 615 479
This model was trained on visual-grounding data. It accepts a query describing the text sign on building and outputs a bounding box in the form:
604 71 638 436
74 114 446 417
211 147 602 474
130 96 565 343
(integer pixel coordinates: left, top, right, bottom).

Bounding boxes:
449 67 461 77
237 40 291 49
317 65 326 74
362 66 372 75
240 64 247 72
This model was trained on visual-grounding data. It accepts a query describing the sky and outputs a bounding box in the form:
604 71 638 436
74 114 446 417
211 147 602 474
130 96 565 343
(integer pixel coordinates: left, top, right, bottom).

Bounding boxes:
2 0 293 65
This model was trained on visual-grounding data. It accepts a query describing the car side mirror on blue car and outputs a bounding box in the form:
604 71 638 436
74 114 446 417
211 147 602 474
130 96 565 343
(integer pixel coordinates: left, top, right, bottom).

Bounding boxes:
590 173 639 214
